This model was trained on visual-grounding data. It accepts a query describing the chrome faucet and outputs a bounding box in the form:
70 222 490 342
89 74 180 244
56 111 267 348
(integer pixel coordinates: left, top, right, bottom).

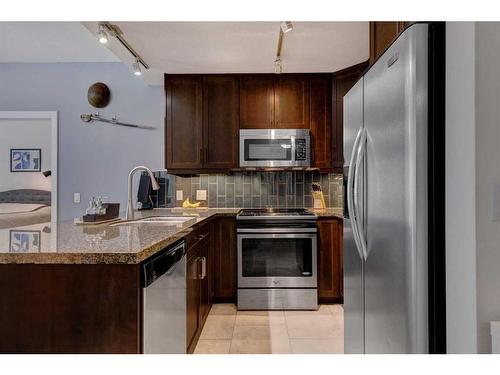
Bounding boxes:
126 166 160 220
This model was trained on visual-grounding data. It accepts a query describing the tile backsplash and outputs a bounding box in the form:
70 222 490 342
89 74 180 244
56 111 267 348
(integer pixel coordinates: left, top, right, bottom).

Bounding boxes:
155 171 342 209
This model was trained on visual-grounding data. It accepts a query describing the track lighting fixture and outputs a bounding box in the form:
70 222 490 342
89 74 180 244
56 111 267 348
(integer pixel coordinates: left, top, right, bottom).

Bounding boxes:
133 58 142 76
274 58 283 74
280 21 293 34
98 23 108 44
274 21 293 74
97 22 150 77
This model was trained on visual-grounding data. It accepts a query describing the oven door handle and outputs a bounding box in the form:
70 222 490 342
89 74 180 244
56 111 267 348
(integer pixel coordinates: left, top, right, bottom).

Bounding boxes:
237 228 317 234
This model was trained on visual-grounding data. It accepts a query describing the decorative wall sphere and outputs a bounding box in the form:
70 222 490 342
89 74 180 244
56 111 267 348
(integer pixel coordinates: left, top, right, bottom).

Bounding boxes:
87 82 111 108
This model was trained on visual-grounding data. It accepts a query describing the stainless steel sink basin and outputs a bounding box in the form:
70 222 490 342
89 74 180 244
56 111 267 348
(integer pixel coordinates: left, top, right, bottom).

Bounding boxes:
112 216 197 226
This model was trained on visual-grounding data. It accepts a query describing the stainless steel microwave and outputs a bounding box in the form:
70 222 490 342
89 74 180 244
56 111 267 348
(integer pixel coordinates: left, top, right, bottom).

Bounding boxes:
239 129 311 168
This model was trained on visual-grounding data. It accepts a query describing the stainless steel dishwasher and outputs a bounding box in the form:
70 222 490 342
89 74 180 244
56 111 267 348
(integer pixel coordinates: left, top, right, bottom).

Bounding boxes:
141 240 186 354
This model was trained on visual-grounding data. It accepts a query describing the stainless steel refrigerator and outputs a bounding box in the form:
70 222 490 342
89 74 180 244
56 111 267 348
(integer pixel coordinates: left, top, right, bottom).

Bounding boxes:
343 23 446 354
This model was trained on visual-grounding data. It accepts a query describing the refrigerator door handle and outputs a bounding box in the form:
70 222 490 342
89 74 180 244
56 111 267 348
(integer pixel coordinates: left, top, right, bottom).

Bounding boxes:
347 127 364 261
354 128 368 260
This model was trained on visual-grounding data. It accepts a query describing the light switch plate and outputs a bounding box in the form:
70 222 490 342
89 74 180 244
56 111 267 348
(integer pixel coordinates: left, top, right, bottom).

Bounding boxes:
73 192 81 204
492 183 500 221
176 190 183 201
196 190 207 201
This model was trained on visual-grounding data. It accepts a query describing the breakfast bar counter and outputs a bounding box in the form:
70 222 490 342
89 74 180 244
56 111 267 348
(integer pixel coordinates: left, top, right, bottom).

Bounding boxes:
0 208 239 264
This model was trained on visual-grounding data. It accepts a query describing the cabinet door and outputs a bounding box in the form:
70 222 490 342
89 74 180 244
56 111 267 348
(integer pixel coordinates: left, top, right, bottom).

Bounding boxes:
310 75 333 170
165 75 203 170
199 239 211 325
186 251 200 352
213 218 237 301
203 76 239 169
240 76 274 129
275 75 310 129
317 218 343 302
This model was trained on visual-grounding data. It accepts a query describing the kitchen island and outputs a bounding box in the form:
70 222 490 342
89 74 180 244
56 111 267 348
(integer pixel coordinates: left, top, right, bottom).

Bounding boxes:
0 207 343 353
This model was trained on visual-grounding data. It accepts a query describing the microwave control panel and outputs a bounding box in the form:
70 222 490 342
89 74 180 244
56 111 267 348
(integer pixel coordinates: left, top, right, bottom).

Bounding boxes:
295 138 307 161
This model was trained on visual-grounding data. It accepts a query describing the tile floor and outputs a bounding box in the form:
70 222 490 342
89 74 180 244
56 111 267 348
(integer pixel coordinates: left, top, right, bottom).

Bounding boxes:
194 304 344 354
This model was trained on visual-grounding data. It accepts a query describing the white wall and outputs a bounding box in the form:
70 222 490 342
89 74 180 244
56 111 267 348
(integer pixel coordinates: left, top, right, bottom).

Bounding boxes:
445 22 478 353
474 22 500 354
0 119 51 192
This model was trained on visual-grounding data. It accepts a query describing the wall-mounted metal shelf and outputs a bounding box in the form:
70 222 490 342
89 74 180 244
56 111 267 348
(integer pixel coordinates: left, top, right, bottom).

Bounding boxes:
80 113 155 130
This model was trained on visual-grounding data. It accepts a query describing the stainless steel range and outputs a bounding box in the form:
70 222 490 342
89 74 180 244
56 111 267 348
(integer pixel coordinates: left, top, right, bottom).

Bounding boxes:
236 208 318 310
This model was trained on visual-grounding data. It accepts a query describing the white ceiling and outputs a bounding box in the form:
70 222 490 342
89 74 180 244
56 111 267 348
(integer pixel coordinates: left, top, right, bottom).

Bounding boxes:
0 22 119 63
1 22 369 85
113 21 368 72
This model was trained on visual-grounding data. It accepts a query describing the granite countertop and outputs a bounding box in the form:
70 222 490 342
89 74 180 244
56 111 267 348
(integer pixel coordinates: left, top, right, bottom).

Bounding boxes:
0 207 343 265
0 208 239 265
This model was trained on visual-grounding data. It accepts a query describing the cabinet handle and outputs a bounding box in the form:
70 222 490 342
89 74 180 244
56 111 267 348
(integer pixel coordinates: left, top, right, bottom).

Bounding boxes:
198 256 207 279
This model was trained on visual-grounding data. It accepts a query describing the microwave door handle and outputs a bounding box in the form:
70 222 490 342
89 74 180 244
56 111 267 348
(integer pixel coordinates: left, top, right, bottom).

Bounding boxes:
291 136 296 164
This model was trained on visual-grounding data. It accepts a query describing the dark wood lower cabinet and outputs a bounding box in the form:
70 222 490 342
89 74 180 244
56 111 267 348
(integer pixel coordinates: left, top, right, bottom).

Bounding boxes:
0 264 141 354
213 217 237 302
186 249 201 353
185 221 213 353
317 217 343 303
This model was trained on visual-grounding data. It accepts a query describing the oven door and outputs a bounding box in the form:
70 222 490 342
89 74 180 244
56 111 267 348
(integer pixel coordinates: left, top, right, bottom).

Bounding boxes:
237 232 317 288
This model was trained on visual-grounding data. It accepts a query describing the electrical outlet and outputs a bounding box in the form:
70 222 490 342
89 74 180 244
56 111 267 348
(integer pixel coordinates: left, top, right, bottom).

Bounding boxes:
176 190 183 201
196 190 207 201
73 192 81 204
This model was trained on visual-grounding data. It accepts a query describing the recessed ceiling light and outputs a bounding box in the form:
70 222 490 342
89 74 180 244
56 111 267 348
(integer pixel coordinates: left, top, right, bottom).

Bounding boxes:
280 21 293 34
133 59 142 76
98 23 108 44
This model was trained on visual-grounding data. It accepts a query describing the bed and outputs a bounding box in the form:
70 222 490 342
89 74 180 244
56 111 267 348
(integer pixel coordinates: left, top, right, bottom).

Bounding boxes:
0 189 51 229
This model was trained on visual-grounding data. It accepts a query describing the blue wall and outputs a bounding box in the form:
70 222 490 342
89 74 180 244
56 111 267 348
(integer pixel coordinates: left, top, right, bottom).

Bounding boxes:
0 63 164 220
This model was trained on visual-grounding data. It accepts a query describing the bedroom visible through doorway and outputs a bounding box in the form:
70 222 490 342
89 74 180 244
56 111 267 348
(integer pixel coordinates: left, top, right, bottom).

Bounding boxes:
0 112 58 227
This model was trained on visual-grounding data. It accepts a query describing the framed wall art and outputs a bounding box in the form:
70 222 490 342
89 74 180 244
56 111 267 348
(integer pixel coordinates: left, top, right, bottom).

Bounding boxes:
10 148 41 172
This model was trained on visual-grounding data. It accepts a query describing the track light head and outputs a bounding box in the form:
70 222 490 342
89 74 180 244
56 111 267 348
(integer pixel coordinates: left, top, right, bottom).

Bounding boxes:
280 21 293 34
274 58 283 74
133 59 142 76
98 23 108 44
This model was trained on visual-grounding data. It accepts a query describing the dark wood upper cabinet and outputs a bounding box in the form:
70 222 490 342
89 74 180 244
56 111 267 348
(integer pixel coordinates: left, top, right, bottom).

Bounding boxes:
203 76 239 169
332 62 368 172
309 75 332 170
165 75 203 170
239 76 275 129
275 75 310 129
317 217 343 303
165 71 365 173
369 22 411 64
